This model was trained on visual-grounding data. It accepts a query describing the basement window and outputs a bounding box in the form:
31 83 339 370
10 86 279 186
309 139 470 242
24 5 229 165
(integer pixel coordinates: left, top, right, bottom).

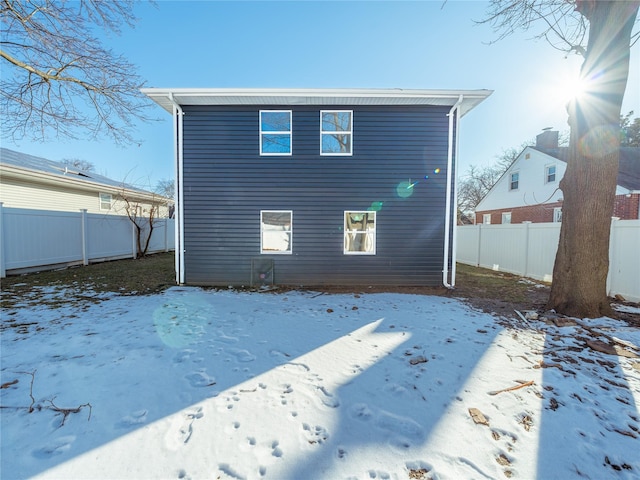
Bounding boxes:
99 193 112 211
321 111 352 155
260 210 292 254
344 211 376 254
260 111 292 155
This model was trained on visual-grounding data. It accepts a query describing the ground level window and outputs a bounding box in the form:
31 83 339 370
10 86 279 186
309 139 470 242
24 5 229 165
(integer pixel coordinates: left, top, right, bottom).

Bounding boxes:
483 214 491 224
344 211 375 254
502 212 512 224
260 210 292 254
100 193 112 211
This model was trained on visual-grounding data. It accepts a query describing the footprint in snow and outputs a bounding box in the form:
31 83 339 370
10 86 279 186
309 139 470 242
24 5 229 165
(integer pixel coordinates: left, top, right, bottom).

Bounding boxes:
226 347 256 362
117 409 148 428
185 371 216 388
165 407 204 451
33 435 76 458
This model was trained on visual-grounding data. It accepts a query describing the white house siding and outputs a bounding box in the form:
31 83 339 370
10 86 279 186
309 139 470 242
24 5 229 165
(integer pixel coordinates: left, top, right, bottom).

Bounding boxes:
0 178 170 217
475 148 566 211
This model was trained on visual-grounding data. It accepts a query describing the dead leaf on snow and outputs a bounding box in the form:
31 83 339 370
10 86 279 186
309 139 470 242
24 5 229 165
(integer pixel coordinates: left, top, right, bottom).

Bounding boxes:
587 340 639 358
469 407 489 426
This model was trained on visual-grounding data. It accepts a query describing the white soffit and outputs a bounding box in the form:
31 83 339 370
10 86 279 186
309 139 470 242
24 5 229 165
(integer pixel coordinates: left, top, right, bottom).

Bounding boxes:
141 88 493 117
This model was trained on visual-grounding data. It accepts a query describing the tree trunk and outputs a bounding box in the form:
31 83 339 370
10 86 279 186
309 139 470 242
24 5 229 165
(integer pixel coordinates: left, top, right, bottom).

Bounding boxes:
547 1 639 318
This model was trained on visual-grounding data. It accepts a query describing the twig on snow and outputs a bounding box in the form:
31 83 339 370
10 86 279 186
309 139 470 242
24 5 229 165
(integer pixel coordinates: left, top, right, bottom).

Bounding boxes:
488 380 535 396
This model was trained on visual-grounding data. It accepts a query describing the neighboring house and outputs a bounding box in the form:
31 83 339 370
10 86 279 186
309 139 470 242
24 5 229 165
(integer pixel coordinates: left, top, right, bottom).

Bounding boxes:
0 148 172 218
474 130 640 224
142 87 492 287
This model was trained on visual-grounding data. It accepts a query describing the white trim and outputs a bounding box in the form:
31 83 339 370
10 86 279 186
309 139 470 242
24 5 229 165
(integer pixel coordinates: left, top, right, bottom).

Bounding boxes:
443 95 463 288
260 210 293 254
320 110 353 156
483 213 491 224
142 88 493 117
260 110 292 156
501 212 512 224
343 211 376 255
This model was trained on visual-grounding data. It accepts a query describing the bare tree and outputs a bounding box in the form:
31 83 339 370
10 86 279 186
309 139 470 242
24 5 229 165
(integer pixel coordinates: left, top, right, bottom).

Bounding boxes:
154 178 175 199
120 193 161 258
0 0 152 144
620 111 640 146
480 0 639 318
61 158 95 172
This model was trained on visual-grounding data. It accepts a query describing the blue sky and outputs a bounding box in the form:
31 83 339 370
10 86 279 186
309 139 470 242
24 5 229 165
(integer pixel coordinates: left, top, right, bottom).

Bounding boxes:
4 0 639 189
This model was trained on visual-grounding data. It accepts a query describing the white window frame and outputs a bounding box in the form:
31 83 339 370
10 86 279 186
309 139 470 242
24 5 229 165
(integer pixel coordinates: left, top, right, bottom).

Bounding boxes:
344 211 376 255
260 110 292 156
502 212 512 224
509 172 519 191
260 210 292 254
321 110 353 156
545 164 557 184
483 214 491 225
99 193 112 211
554 207 562 223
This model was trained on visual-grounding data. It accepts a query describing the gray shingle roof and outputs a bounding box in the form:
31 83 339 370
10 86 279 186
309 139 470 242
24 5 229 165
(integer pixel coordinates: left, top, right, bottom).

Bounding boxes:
0 147 149 193
532 146 640 191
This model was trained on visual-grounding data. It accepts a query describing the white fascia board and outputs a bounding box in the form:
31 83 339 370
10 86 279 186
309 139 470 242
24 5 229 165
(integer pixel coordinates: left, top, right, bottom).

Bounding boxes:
141 87 493 117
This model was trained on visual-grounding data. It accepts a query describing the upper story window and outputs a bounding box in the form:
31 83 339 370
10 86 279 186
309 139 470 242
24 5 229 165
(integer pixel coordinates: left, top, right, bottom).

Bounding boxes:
344 211 375 254
260 111 292 155
260 210 292 254
509 172 519 191
99 193 112 211
545 165 557 183
321 111 352 155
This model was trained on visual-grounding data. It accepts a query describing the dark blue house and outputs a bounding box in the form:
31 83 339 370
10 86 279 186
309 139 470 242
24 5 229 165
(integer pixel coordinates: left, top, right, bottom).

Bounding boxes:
143 88 491 287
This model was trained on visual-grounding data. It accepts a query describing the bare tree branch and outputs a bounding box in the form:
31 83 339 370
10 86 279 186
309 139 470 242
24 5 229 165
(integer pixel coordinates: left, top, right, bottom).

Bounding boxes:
0 0 154 144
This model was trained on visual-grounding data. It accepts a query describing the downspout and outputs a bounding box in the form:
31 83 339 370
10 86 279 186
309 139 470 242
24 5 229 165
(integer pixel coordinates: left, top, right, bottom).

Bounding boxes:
443 95 463 288
168 93 185 284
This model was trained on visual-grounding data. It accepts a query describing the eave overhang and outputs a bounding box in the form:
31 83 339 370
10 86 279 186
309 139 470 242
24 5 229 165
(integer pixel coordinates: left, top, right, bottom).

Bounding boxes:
141 87 493 117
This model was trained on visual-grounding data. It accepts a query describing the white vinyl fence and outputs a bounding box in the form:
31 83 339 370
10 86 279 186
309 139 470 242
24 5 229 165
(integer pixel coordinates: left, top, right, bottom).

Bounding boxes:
0 205 175 278
457 219 640 303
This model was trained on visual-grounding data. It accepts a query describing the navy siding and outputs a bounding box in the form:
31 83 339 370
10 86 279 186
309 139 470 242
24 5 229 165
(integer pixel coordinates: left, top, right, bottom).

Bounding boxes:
182 104 453 286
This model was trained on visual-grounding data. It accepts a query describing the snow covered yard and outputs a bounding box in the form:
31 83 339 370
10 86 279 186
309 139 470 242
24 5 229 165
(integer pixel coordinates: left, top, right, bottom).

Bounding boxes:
1 286 639 480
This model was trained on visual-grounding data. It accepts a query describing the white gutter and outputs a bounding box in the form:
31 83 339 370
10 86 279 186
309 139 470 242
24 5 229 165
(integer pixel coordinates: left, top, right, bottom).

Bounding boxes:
443 95 464 289
168 93 185 284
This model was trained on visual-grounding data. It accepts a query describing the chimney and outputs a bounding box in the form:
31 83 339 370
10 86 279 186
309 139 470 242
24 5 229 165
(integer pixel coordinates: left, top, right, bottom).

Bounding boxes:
536 128 559 149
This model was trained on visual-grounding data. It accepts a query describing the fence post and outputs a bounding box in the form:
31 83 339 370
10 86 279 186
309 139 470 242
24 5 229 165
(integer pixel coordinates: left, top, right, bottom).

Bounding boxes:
476 224 482 267
81 209 89 265
0 203 5 278
523 221 531 277
132 221 137 259
164 218 169 253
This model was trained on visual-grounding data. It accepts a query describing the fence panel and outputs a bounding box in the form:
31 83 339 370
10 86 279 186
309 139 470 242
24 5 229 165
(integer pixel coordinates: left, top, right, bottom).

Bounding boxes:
1 208 83 271
87 214 135 260
457 220 640 302
607 219 640 303
0 206 175 277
